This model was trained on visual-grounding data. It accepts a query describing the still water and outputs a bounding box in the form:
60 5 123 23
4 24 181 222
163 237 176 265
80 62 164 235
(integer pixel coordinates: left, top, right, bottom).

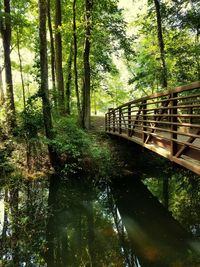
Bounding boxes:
0 173 199 267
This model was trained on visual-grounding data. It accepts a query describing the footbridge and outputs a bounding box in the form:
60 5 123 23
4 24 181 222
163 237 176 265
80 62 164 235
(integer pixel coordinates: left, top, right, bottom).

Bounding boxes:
105 82 200 175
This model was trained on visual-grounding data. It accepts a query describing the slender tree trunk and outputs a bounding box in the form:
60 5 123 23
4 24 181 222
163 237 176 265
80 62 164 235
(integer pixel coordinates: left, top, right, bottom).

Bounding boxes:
0 0 16 131
16 30 33 172
189 0 200 80
0 66 5 104
47 0 57 109
153 0 169 205
82 0 93 129
38 0 59 168
195 32 200 80
66 41 73 115
153 0 168 88
55 0 65 114
93 88 97 115
73 0 81 118
16 30 26 108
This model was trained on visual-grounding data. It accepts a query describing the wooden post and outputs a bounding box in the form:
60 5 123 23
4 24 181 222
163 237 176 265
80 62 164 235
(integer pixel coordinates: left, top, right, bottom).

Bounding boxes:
105 113 108 131
119 107 122 134
170 93 178 157
142 100 147 143
128 104 131 137
112 109 115 132
189 107 193 126
108 108 113 132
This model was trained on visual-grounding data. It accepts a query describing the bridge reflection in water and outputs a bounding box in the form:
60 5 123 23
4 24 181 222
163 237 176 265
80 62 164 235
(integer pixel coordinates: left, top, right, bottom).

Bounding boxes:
105 82 200 175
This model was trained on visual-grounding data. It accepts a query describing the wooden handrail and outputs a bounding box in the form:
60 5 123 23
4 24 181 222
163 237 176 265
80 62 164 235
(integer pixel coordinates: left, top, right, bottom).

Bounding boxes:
105 82 200 175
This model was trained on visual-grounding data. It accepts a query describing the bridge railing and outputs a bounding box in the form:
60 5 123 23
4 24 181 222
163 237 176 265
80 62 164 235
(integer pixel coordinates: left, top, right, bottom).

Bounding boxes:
105 82 200 175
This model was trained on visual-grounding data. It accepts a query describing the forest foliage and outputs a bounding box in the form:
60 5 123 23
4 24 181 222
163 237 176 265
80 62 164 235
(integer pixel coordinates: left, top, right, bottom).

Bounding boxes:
0 0 200 266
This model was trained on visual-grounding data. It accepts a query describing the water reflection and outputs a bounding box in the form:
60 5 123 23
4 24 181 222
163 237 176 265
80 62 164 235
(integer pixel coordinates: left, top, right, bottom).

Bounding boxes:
44 175 137 267
0 173 199 266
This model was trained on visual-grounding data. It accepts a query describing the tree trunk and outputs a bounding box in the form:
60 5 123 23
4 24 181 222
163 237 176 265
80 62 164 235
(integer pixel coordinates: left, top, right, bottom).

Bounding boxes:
195 31 200 80
47 0 57 109
189 1 200 80
66 41 73 115
82 0 93 129
153 0 168 88
38 0 59 168
55 0 65 114
16 30 26 109
73 0 81 119
0 0 16 131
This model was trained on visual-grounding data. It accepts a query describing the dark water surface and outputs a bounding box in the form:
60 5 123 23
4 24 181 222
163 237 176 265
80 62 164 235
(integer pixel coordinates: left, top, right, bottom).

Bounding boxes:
1 172 200 267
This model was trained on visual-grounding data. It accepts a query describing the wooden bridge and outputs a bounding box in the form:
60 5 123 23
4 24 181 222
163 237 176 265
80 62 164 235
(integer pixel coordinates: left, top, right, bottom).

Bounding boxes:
105 82 200 175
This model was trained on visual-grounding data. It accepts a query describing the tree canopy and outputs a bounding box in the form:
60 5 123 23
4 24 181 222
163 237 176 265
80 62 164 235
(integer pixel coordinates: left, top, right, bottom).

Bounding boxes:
0 0 200 266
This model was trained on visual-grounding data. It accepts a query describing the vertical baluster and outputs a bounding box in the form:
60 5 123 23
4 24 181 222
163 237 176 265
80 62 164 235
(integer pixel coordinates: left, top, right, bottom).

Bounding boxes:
112 109 115 132
142 100 147 143
105 113 108 131
189 107 193 126
170 92 178 157
108 108 112 132
128 104 131 137
119 107 122 134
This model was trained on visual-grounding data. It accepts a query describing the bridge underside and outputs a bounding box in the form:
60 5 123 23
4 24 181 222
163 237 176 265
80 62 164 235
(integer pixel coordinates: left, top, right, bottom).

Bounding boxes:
107 130 200 175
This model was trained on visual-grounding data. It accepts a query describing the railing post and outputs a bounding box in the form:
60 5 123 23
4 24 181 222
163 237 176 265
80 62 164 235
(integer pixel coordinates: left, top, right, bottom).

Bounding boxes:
112 109 115 132
108 108 113 132
170 92 178 157
189 107 193 125
142 100 147 143
105 113 108 131
128 104 131 137
119 107 122 134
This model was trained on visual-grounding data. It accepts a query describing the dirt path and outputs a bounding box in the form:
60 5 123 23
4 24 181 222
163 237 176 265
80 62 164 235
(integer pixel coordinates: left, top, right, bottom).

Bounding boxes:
91 116 105 132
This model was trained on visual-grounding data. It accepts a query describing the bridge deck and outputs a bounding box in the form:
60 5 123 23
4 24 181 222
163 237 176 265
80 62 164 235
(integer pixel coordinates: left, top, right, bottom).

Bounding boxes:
105 82 200 175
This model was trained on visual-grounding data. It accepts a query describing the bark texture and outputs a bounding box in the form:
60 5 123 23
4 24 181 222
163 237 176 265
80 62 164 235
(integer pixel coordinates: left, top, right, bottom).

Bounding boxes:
55 0 65 113
73 0 81 118
47 0 57 108
82 0 93 129
0 0 16 131
66 41 73 115
154 0 168 88
38 0 59 168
